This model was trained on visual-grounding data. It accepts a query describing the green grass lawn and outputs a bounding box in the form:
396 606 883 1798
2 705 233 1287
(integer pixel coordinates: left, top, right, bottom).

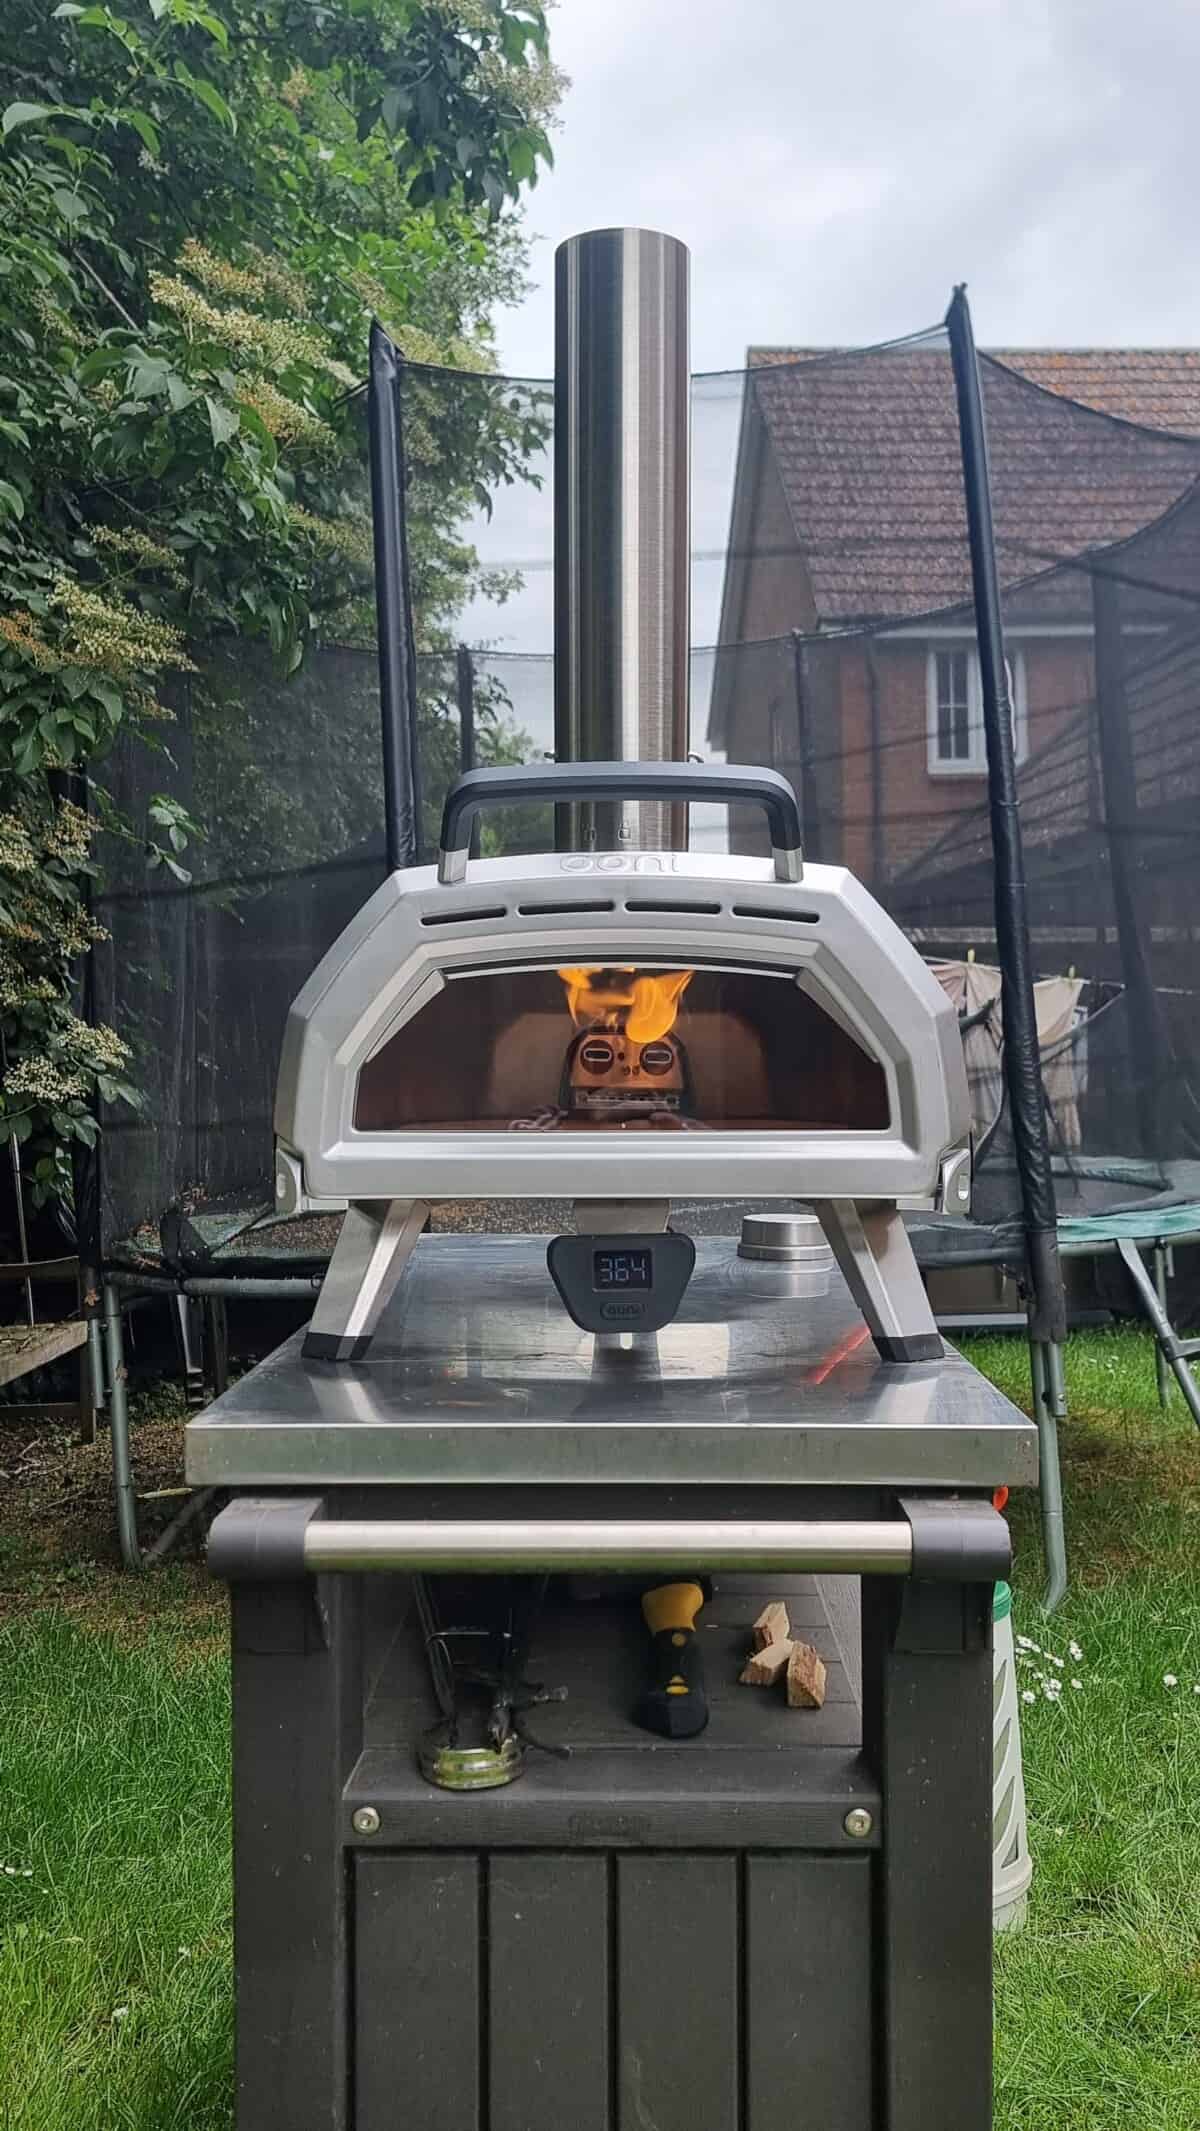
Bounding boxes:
973 1331 1200 2130
2 1326 1199 2129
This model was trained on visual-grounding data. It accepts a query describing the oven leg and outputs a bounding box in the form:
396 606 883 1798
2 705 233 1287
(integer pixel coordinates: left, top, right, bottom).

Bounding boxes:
303 1199 429 1361
811 1200 942 1362
861 1570 994 2130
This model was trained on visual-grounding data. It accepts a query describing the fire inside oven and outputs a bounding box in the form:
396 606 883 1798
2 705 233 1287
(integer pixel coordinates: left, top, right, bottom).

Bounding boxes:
559 966 693 1124
353 962 890 1136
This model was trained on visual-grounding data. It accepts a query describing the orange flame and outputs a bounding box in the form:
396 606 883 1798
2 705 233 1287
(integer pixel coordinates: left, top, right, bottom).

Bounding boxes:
557 966 693 1044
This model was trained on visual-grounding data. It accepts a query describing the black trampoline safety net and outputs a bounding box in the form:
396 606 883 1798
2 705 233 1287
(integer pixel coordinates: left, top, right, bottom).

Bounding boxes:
92 323 1200 1260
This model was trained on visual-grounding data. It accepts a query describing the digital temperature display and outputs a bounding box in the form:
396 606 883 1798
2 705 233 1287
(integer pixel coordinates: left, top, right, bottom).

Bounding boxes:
593 1247 653 1292
548 1231 692 1331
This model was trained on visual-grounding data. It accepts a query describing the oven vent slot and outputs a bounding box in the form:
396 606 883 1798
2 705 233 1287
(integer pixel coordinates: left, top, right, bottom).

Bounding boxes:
623 899 722 916
732 904 820 925
515 899 617 917
420 905 508 927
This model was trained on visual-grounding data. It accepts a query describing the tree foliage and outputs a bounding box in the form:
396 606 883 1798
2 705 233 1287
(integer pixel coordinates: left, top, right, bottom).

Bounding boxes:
0 0 558 1196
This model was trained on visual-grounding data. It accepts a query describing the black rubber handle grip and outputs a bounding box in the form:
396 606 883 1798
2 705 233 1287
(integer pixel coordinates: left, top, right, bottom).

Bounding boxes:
635 1627 710 1739
436 760 803 883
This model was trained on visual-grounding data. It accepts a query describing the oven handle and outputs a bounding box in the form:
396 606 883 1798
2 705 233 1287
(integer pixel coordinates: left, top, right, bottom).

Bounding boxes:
206 1501 1011 1583
436 760 804 886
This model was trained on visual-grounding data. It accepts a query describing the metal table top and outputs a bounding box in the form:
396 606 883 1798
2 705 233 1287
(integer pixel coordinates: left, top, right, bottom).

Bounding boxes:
185 1235 1037 1489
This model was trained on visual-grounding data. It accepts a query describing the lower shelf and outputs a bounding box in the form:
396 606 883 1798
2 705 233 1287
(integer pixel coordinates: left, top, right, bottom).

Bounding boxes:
345 1740 878 1848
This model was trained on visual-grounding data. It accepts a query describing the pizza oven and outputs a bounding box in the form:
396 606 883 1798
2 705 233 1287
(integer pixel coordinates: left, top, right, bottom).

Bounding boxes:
192 228 1020 2131
273 760 971 1363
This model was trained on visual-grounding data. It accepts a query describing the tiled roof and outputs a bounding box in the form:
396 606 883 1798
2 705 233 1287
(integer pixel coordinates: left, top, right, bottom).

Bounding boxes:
742 343 1200 623
986 350 1200 437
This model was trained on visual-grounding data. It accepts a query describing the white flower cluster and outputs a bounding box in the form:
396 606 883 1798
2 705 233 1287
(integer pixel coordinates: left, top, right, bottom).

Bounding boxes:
1016 1631 1085 1705
0 608 62 671
150 270 351 385
178 237 307 314
0 812 37 874
52 575 196 680
3 1056 88 1103
1017 1629 1200 1705
57 1013 130 1073
45 798 92 865
91 525 185 588
240 379 329 449
0 967 54 1010
287 503 374 568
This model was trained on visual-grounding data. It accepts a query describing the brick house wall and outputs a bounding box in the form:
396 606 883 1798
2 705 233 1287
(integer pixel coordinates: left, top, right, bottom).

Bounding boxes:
833 636 1095 883
716 602 1095 887
711 346 1200 891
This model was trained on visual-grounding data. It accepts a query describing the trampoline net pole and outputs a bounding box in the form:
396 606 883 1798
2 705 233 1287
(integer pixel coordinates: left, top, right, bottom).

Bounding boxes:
946 285 1067 1346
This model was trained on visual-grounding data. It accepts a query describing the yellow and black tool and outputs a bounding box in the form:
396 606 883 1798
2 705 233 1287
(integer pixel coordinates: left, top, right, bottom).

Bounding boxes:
635 1581 710 1737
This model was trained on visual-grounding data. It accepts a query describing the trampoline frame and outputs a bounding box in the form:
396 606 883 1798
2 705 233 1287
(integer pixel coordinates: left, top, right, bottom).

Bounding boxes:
917 1217 1200 1610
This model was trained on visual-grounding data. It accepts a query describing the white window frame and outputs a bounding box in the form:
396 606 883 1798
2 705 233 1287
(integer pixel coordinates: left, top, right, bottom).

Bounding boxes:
925 643 1027 777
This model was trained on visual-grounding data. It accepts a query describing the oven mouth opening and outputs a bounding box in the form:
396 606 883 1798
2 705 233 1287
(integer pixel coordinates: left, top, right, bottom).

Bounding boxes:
352 957 892 1139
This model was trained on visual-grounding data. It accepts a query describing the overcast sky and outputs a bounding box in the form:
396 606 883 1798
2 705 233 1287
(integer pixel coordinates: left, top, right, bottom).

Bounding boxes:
495 0 1200 378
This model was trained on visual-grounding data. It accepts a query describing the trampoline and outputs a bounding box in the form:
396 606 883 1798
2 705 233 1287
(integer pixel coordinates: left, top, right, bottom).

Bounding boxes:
81 298 1200 1596
910 1169 1200 1607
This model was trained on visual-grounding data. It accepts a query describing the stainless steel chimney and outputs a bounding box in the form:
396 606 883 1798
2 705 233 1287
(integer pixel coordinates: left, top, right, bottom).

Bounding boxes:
554 228 690 851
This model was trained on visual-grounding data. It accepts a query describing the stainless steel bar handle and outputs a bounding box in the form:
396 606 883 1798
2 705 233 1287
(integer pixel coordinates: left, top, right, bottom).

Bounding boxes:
437 761 804 885
302 1517 913 1576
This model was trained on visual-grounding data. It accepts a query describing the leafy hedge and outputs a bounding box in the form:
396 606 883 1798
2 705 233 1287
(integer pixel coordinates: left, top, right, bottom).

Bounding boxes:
0 0 557 1202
